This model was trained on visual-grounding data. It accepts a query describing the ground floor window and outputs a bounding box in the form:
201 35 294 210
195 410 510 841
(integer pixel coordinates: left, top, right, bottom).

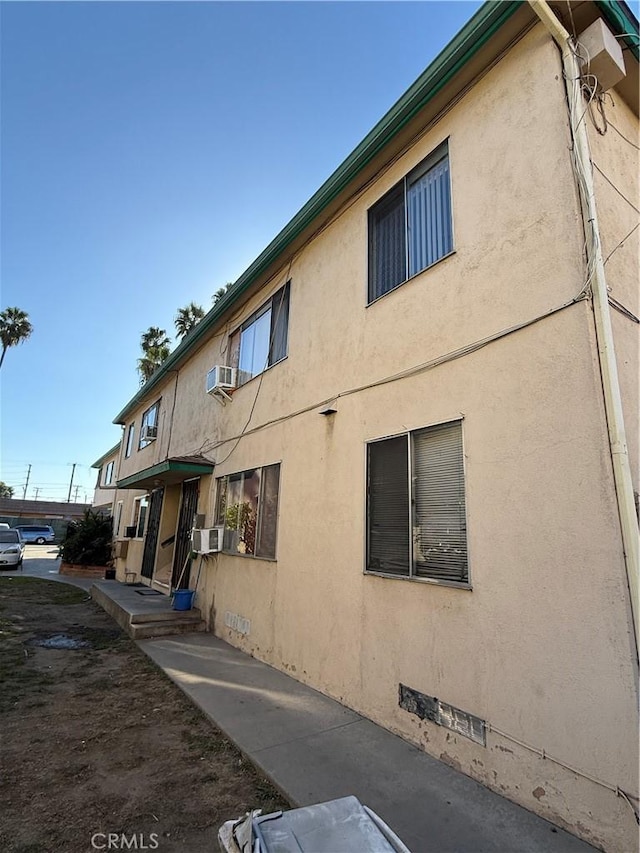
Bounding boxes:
215 463 280 558
113 501 123 537
367 420 468 585
132 495 149 539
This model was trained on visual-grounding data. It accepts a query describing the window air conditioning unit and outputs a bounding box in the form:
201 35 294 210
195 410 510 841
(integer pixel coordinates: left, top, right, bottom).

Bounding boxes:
206 365 237 395
124 525 137 539
141 424 157 442
191 526 224 554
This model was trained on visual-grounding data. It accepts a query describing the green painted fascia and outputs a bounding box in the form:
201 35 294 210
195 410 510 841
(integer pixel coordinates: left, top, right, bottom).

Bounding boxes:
91 442 122 469
595 0 639 59
113 0 636 426
113 0 522 425
116 459 214 489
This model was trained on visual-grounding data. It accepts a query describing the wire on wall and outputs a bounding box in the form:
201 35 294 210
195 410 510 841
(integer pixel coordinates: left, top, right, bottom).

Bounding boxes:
485 721 639 823
208 291 588 454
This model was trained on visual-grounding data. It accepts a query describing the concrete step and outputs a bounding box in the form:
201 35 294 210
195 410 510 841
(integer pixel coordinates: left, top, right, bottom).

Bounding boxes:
130 607 202 625
129 619 206 640
90 582 205 639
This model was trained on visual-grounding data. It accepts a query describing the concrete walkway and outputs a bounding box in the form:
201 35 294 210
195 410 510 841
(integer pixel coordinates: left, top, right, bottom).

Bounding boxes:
138 633 597 853
5 555 599 852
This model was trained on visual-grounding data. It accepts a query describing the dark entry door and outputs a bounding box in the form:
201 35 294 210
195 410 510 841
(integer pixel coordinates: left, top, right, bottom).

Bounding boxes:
141 488 164 580
171 479 200 589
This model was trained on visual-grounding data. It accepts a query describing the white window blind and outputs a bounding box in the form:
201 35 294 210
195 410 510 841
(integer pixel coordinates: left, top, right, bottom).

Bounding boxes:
412 422 467 583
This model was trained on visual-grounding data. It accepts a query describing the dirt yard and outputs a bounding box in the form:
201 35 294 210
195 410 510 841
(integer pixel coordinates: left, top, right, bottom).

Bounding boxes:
0 577 289 853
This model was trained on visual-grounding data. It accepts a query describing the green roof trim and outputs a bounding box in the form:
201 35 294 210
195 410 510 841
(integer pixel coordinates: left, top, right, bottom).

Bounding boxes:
117 458 214 490
596 1 639 59
91 442 122 469
114 0 523 424
113 0 637 425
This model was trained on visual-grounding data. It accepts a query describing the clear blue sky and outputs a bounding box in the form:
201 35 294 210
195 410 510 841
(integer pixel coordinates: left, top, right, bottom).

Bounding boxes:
1 0 487 503
11 0 634 503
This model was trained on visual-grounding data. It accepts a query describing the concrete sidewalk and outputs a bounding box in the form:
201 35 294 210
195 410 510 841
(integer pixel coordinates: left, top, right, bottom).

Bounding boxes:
138 633 597 853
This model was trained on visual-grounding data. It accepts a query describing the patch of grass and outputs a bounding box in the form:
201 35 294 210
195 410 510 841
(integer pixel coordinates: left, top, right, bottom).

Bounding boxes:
70 625 127 650
0 577 87 606
182 730 231 756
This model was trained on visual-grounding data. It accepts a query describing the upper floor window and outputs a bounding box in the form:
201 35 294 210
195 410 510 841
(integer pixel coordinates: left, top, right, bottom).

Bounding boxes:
125 423 135 458
229 283 290 385
366 420 468 585
103 461 114 486
368 140 452 303
139 401 160 450
215 463 281 559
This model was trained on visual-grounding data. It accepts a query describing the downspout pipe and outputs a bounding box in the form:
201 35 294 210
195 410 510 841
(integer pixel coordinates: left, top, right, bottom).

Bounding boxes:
528 0 640 662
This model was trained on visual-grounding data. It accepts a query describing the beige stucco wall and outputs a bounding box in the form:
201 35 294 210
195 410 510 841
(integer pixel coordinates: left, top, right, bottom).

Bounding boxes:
112 25 639 852
587 91 639 501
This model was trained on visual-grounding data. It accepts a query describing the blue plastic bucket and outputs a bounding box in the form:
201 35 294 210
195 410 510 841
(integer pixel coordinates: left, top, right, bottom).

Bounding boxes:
172 589 195 611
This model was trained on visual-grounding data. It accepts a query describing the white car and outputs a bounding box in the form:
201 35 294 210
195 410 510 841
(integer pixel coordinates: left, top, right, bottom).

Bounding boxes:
0 529 25 568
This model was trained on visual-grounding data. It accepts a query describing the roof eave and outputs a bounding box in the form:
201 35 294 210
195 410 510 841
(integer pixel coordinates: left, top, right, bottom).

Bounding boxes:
91 442 122 469
113 0 523 425
113 0 637 426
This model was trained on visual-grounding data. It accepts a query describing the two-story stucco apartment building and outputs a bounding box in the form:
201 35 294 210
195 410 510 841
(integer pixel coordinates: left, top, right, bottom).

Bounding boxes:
94 3 639 850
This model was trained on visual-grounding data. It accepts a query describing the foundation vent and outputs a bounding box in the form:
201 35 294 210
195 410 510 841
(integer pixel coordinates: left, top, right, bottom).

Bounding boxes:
225 610 251 635
399 683 486 746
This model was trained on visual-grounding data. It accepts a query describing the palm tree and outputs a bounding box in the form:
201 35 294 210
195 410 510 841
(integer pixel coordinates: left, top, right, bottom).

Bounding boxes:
212 283 233 305
138 326 170 385
0 307 33 369
141 326 170 353
175 302 205 340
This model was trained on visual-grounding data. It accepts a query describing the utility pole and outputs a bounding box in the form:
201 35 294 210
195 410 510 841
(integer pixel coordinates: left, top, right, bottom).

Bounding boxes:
22 464 31 499
66 463 76 503
33 487 40 501
73 485 80 502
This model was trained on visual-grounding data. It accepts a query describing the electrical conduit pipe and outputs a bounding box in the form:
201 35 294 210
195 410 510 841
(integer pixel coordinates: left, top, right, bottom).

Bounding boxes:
528 0 640 664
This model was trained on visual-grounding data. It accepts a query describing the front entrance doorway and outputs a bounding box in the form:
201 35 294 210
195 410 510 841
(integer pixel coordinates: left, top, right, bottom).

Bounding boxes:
171 478 199 589
141 487 164 580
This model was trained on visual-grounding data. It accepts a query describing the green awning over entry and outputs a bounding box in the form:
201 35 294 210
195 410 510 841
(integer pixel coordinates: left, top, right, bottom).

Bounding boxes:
117 456 214 490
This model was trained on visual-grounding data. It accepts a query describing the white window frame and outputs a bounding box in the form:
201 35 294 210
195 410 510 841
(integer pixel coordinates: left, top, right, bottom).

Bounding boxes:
125 423 135 458
103 461 114 486
113 501 123 537
132 495 150 539
139 401 160 450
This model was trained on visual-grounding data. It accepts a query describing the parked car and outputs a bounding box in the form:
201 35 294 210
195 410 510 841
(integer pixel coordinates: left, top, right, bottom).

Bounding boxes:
13 524 56 544
0 529 25 568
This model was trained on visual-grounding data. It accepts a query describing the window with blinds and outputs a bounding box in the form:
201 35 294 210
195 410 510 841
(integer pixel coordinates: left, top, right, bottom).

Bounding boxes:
229 283 290 386
368 140 452 303
366 420 468 585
